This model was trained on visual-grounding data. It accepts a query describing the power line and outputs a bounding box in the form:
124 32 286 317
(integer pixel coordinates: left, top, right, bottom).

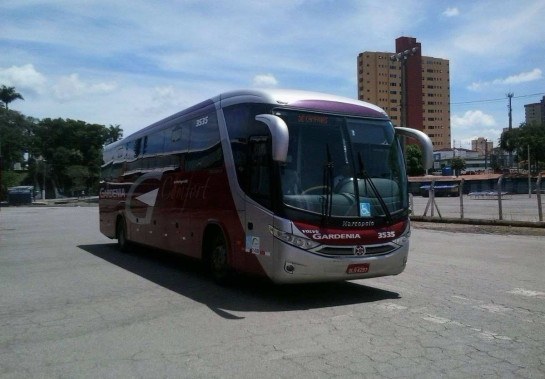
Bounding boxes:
451 92 545 106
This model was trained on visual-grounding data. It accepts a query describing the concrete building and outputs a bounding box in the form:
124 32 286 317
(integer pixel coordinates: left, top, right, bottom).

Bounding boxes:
524 96 545 125
471 137 493 156
433 148 492 174
357 36 451 150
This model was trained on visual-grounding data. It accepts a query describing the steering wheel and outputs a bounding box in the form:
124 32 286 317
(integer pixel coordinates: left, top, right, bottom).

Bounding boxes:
334 177 355 193
301 185 328 195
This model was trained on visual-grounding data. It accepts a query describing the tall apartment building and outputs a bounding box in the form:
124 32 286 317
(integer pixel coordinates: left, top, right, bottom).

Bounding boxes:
357 36 451 149
524 96 545 125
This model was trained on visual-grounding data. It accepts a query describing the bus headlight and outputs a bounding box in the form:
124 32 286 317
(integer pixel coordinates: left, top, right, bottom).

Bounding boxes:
269 226 320 250
392 223 411 246
392 235 409 246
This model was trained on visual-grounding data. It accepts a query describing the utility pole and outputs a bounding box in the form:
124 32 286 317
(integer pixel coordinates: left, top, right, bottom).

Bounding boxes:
484 139 488 171
507 92 513 168
0 136 2 203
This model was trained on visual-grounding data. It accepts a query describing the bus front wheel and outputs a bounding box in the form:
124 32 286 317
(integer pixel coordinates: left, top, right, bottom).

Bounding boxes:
209 233 231 284
116 218 129 252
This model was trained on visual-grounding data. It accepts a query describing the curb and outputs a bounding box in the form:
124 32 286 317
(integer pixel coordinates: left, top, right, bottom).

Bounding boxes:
411 216 545 229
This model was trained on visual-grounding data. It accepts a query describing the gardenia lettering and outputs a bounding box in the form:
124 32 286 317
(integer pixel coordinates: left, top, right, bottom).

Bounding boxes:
312 232 361 240
99 188 126 199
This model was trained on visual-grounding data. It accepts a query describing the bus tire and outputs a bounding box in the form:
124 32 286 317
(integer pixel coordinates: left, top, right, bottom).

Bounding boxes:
208 232 232 285
116 217 129 252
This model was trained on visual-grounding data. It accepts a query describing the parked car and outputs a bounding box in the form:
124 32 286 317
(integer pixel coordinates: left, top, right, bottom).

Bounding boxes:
420 183 459 197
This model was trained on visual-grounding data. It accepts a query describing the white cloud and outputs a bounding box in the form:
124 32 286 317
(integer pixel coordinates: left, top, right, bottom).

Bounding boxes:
451 110 502 148
468 68 543 91
2 0 544 137
443 7 459 17
252 74 279 88
143 85 182 114
494 68 542 85
52 73 117 102
449 2 545 59
452 110 496 129
0 64 47 94
466 81 484 91
135 85 218 122
151 86 176 102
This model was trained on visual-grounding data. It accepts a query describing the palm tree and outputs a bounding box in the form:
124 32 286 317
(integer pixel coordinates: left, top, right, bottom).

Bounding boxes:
0 85 24 110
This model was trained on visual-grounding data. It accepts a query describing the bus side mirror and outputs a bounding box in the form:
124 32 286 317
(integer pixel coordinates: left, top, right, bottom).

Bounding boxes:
395 127 434 169
255 114 289 162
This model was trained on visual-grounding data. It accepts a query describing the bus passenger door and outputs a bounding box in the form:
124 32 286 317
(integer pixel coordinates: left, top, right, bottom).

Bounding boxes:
242 136 275 276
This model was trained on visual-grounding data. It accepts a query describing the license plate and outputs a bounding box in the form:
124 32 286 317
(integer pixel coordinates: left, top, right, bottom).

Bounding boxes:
346 263 370 274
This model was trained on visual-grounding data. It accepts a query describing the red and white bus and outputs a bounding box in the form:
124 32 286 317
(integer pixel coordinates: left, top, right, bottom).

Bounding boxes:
99 89 432 283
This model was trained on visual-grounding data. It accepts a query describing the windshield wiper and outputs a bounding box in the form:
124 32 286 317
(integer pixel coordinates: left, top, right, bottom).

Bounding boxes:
321 144 334 226
357 152 393 224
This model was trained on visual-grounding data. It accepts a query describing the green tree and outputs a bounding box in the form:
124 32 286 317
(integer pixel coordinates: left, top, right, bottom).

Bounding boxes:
1 99 121 199
451 157 466 177
0 108 35 200
105 124 123 145
0 108 35 169
0 85 24 110
500 123 545 173
32 118 114 196
490 153 501 172
1 170 28 191
65 165 90 195
405 144 425 176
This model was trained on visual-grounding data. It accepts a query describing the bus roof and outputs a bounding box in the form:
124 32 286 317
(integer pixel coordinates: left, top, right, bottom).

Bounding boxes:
106 89 389 149
218 88 388 119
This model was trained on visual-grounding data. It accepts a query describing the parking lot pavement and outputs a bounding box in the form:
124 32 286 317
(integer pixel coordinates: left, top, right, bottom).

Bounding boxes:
1 206 544 378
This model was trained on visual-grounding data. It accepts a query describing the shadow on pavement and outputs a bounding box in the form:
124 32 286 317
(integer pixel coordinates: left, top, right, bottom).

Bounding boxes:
79 243 400 320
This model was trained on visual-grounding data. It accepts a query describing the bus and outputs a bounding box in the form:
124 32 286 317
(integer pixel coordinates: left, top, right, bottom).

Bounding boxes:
99 89 432 284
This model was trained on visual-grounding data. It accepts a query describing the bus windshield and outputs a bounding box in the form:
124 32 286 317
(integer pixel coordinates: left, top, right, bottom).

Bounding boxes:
275 110 407 220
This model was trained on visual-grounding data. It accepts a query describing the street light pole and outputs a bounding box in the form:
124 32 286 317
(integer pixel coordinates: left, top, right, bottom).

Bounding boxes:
390 47 419 128
42 160 46 200
528 144 537 198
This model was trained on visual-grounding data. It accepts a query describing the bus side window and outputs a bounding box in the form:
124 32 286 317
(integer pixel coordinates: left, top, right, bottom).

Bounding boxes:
110 162 123 182
231 139 248 190
164 123 190 171
134 138 142 157
224 103 272 192
100 162 112 181
186 112 222 172
247 136 272 208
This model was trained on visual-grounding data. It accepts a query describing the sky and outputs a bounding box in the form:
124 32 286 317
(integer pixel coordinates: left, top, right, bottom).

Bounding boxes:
1 0 544 149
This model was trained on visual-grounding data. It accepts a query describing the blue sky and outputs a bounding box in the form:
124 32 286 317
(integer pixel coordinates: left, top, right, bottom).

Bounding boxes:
1 0 544 149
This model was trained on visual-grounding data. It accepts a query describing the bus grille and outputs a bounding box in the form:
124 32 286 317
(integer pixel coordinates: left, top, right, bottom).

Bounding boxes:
317 243 397 257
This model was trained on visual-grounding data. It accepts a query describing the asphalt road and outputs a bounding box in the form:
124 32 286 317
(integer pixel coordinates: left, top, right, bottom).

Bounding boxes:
1 207 544 378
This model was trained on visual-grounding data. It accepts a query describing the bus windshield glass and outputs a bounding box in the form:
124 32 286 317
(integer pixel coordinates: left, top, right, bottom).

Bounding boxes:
275 110 407 220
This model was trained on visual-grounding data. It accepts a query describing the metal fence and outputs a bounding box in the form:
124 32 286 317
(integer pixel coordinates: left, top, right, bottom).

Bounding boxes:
410 173 544 225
